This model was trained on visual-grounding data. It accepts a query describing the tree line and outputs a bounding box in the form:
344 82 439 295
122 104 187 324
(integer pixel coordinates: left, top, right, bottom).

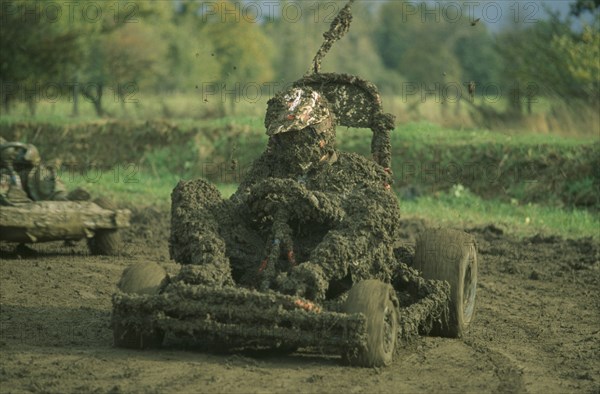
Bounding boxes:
1 0 598 118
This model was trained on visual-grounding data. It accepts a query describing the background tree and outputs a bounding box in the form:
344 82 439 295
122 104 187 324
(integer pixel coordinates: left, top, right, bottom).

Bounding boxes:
263 0 323 87
374 1 470 85
102 22 168 110
570 0 600 16
375 0 416 73
197 0 275 114
160 4 221 94
76 1 172 116
495 9 596 114
323 1 404 94
454 29 503 89
0 0 90 115
552 26 600 105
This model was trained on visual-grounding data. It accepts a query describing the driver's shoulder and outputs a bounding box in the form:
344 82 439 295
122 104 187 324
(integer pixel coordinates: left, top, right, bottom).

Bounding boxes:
334 152 387 177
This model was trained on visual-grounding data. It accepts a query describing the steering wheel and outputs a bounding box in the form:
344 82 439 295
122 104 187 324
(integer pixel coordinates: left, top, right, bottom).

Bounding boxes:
243 178 344 224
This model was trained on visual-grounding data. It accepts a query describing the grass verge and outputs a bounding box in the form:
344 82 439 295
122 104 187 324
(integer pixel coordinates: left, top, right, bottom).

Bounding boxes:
401 186 598 240
3 117 597 208
69 169 598 241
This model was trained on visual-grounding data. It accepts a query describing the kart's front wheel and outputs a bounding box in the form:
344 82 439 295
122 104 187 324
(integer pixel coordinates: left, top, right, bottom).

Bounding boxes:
342 280 399 367
113 262 169 349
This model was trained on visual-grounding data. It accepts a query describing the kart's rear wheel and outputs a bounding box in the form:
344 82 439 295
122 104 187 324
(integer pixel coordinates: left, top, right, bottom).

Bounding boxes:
88 197 120 256
414 228 477 338
113 262 169 349
342 280 399 367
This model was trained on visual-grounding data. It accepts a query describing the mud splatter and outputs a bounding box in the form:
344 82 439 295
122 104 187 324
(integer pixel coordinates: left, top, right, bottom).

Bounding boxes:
310 0 356 74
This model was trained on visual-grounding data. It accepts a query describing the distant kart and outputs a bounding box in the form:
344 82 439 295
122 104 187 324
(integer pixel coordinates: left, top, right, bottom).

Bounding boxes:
0 198 131 256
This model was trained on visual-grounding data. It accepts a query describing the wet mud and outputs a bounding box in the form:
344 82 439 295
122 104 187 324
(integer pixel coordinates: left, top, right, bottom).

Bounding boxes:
1 210 598 393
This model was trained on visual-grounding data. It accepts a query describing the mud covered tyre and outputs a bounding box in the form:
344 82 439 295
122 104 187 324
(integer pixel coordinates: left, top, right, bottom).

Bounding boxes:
342 280 399 367
88 197 121 256
414 228 477 338
113 262 169 349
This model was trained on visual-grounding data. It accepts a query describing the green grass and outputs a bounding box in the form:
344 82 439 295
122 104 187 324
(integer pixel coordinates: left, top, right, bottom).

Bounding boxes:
401 185 599 240
391 122 598 146
66 168 179 209
65 166 239 209
3 100 597 144
0 93 265 125
5 91 598 138
3 114 596 239
68 168 598 240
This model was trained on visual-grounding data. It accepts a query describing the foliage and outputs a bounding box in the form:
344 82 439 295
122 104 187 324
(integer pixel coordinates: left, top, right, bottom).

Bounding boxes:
160 9 221 93
200 0 275 83
102 22 169 96
373 0 501 86
495 8 600 114
1 117 597 210
0 0 92 113
400 186 599 240
454 31 503 87
570 0 600 16
263 1 325 85
551 26 600 104
0 0 599 127
61 164 599 241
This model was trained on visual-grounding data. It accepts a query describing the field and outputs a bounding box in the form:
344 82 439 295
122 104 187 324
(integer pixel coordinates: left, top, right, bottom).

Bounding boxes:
1 118 599 393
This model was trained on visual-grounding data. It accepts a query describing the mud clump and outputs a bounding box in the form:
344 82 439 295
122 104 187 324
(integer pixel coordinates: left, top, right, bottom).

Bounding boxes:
169 179 234 288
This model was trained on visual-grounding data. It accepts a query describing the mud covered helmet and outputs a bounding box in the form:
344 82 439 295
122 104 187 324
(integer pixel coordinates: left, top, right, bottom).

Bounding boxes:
265 87 333 136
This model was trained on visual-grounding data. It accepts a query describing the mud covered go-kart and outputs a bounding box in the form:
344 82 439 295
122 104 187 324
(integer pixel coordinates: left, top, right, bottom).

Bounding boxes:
0 198 131 256
111 70 479 367
112 229 477 367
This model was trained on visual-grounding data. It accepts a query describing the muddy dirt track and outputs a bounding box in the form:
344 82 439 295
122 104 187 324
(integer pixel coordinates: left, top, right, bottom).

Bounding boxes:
1 207 598 393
